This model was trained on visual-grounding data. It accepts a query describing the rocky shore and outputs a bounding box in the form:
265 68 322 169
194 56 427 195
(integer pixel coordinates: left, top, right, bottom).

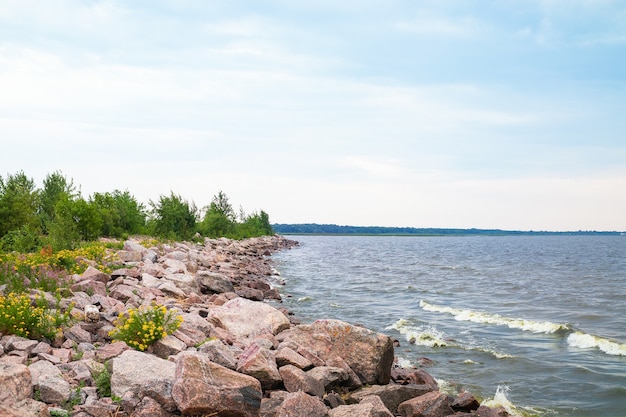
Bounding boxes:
0 235 510 417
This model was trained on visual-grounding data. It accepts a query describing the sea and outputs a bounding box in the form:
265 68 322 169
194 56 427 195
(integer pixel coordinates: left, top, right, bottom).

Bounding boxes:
270 235 626 417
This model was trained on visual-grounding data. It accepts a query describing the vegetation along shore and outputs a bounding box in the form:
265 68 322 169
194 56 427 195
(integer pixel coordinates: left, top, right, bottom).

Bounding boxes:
0 171 512 416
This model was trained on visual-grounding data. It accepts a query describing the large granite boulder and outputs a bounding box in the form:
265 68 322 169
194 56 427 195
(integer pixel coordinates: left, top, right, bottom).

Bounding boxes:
329 395 393 417
0 362 32 404
397 391 454 417
209 297 290 339
236 342 282 390
110 350 176 411
279 365 325 398
275 391 329 417
347 384 434 415
279 319 394 385
172 351 262 417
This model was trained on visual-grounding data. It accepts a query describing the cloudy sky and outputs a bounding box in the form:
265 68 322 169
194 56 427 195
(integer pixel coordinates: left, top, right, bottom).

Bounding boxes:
1 1 625 231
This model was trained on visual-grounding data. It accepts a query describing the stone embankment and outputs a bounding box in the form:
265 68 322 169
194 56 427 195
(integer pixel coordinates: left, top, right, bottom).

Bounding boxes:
0 235 509 417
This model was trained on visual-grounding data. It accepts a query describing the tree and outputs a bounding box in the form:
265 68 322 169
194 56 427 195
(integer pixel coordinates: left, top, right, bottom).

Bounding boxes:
91 190 146 237
38 171 76 233
149 193 197 240
0 171 39 238
209 191 236 222
199 191 236 238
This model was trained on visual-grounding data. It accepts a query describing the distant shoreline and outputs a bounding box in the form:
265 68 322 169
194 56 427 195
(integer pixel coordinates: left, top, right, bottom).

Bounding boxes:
272 223 624 236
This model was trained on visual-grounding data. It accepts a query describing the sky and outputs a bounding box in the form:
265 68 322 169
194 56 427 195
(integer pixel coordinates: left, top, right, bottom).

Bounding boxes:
1 1 626 232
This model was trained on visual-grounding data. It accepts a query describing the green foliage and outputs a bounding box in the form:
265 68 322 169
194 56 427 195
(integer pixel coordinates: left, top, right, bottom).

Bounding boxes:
199 191 273 239
0 226 41 253
0 171 39 238
108 304 183 351
0 170 275 253
93 364 112 398
38 171 76 234
0 292 74 341
90 190 146 238
148 192 197 240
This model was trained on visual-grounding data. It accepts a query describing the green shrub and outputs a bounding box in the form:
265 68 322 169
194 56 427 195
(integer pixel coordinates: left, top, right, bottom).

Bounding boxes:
93 364 112 398
108 304 183 351
0 292 73 340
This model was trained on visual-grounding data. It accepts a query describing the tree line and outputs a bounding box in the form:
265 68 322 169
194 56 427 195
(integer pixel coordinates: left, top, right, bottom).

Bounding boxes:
0 170 273 252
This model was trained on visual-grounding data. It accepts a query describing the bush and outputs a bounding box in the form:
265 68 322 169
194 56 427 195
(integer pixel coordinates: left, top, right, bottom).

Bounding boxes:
108 304 183 351
0 292 74 340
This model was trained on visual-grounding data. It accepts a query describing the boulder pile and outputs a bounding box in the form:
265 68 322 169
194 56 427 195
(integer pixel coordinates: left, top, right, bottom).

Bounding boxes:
0 235 509 417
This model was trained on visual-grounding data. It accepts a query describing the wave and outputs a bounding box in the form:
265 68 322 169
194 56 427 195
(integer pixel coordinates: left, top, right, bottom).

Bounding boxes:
481 385 525 417
387 319 512 359
387 319 449 347
419 300 572 334
420 300 626 357
566 332 626 356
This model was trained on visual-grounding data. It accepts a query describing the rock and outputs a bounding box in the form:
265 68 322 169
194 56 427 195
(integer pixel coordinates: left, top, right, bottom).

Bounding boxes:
162 258 187 274
95 341 129 362
391 367 438 389
280 319 394 385
210 297 291 340
475 405 511 417
79 266 111 284
306 366 349 392
197 270 235 294
197 339 238 370
71 279 107 297
110 350 176 410
323 392 346 408
236 342 282 390
275 346 313 370
38 374 71 404
31 342 53 356
279 364 325 398
261 396 286 417
397 391 454 417
0 362 32 403
162 272 199 295
10 339 39 356
84 305 100 323
237 286 265 301
275 391 329 417
329 395 393 417
64 323 93 344
451 390 481 412
118 250 143 263
0 398 51 417
150 335 187 359
172 351 262 417
132 395 170 417
325 356 362 389
81 399 120 417
347 384 434 415
28 360 61 385
123 240 148 253
141 273 162 288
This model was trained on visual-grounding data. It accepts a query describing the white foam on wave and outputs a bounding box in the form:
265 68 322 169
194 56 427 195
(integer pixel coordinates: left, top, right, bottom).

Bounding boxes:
395 357 413 369
387 320 449 347
387 319 512 359
297 296 312 302
481 385 523 417
567 332 626 356
419 300 571 334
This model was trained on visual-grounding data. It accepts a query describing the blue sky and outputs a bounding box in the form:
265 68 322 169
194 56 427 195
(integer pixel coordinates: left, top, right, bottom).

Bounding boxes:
1 1 625 231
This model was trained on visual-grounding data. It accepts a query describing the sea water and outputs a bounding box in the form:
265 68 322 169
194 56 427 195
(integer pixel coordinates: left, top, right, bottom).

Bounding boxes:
271 235 626 417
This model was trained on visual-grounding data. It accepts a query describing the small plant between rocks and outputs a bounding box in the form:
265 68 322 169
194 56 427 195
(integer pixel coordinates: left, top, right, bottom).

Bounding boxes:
108 304 183 351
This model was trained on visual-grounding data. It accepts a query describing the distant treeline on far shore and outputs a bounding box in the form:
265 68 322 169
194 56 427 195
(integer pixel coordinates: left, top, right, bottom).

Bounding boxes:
272 223 624 236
